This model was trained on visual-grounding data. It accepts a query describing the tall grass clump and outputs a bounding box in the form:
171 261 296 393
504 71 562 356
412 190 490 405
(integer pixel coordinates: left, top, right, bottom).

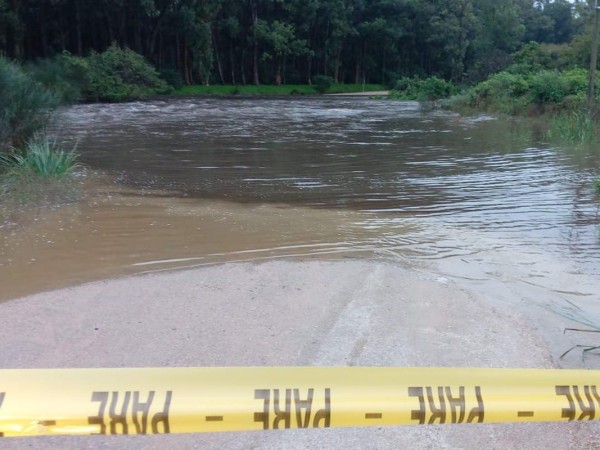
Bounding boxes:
547 111 597 144
6 135 79 177
0 57 58 150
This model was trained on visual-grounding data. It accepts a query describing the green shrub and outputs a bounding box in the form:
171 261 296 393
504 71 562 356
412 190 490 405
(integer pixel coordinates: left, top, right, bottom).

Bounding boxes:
391 77 419 99
0 58 58 151
417 77 457 100
313 75 334 94
594 177 600 194
390 76 456 101
453 68 594 115
528 71 569 105
562 68 588 96
58 44 170 102
26 56 85 103
475 72 529 100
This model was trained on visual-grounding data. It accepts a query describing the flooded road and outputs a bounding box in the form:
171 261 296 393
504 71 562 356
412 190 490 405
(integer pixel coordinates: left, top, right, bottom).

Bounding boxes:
1 98 599 327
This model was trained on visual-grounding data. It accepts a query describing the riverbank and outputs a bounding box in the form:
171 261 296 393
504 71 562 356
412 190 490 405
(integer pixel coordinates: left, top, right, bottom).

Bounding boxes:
173 83 387 96
1 260 600 449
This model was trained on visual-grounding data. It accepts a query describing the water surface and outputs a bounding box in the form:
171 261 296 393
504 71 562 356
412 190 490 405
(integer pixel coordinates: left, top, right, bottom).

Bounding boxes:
2 98 599 318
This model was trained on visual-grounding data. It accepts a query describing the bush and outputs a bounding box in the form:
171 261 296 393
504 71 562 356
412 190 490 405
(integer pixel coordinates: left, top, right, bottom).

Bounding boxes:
418 77 457 100
313 75 334 94
475 72 529 99
0 57 58 151
594 177 600 194
60 44 170 102
26 56 85 103
391 76 457 101
562 68 588 96
453 67 594 115
528 70 569 105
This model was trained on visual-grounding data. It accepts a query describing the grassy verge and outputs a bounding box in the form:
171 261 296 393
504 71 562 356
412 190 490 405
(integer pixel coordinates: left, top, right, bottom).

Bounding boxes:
174 83 386 96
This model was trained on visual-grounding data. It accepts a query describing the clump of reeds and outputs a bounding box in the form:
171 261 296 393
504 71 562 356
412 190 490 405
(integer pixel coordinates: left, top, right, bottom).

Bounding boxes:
547 111 597 144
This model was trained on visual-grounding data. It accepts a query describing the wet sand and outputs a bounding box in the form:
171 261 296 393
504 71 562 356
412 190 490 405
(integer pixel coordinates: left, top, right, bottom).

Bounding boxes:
1 260 600 449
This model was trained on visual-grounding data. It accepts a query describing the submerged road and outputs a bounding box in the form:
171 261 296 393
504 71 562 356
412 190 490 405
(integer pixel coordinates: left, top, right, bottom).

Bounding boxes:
1 260 599 449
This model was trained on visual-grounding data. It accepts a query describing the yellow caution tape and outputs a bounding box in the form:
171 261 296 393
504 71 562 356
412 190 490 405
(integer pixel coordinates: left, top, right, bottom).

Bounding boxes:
0 367 599 437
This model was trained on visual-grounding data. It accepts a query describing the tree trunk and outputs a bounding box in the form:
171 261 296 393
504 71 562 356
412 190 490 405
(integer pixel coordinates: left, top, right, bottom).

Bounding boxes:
212 28 225 84
275 58 282 85
229 42 236 85
184 45 191 85
11 0 23 59
241 52 247 85
134 6 143 55
75 0 83 55
333 42 343 83
251 0 259 85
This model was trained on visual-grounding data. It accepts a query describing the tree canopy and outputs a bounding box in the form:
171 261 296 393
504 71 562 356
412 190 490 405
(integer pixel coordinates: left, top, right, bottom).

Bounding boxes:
0 0 593 86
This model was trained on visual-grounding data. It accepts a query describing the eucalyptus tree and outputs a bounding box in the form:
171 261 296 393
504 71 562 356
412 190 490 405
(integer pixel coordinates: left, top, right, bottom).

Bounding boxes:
468 0 527 80
426 0 476 82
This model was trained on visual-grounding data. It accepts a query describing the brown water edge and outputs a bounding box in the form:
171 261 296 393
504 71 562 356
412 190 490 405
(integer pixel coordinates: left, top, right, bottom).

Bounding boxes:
0 178 421 302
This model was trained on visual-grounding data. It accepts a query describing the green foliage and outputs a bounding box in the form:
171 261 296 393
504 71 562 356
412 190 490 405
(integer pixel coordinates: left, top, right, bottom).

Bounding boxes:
4 135 79 177
0 57 58 151
510 42 553 73
59 44 170 103
390 77 457 101
159 68 184 90
175 83 385 96
594 177 600 194
547 111 597 144
453 66 595 116
529 71 569 105
313 75 334 94
0 0 588 87
26 56 85 103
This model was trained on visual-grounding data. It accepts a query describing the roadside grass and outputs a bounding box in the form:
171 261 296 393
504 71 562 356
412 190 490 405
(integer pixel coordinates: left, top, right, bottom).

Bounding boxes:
174 83 386 96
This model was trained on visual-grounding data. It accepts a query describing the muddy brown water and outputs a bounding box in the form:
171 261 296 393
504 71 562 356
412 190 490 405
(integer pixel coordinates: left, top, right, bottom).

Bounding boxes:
1 98 599 327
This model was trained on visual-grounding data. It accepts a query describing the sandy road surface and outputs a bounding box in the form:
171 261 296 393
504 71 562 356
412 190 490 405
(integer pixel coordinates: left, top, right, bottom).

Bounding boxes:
1 260 599 449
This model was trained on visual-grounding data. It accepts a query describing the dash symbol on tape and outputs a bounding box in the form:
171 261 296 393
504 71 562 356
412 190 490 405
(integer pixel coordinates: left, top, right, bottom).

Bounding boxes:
365 413 383 419
38 420 57 426
517 411 534 417
205 416 224 422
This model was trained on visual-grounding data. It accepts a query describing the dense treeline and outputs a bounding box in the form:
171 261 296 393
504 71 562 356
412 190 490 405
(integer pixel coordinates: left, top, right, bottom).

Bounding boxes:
0 0 592 86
